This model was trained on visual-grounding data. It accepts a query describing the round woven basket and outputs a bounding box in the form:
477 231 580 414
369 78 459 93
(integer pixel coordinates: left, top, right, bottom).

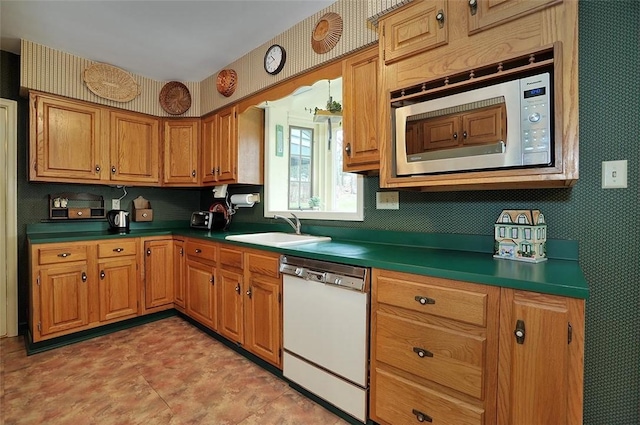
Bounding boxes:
83 63 140 102
216 69 237 97
311 12 343 54
159 81 191 115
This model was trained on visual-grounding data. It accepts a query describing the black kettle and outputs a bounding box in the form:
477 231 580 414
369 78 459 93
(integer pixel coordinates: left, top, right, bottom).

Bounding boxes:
107 210 130 233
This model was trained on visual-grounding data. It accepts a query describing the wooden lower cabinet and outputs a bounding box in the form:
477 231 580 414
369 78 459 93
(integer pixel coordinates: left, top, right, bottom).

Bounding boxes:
370 268 585 425
37 263 90 338
185 258 217 329
173 239 186 311
30 240 142 342
243 250 282 367
143 238 174 310
218 267 244 343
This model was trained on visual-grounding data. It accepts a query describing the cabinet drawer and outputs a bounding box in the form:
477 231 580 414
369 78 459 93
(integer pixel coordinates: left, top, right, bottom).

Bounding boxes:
376 275 487 326
38 244 88 265
373 368 484 425
375 312 485 398
247 252 280 278
98 239 137 258
68 208 91 219
220 247 243 269
185 240 216 262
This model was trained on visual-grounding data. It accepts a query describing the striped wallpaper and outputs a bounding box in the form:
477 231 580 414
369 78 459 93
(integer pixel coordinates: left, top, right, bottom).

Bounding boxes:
20 0 408 118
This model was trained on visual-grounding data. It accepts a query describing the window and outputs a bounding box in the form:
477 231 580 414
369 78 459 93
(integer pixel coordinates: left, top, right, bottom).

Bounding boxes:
511 227 518 238
288 126 313 209
499 227 506 238
261 76 363 221
524 228 531 240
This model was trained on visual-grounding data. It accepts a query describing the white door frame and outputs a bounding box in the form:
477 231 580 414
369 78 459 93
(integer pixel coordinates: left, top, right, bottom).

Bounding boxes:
1 98 18 337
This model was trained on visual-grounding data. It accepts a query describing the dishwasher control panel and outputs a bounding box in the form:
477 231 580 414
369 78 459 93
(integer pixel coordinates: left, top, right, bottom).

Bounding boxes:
279 255 369 292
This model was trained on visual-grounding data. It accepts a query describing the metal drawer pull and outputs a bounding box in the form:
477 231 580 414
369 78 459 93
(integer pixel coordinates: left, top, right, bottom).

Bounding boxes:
113 247 124 253
412 409 432 423
76 211 83 216
413 347 433 358
414 295 435 305
195 248 202 253
81 272 87 282
57 252 72 258
514 319 526 344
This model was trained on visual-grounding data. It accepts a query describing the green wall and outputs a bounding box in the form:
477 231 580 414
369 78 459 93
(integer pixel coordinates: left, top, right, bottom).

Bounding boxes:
3 1 639 423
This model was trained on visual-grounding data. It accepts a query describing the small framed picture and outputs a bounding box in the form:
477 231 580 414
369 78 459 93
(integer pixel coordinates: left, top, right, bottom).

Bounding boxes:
276 124 284 157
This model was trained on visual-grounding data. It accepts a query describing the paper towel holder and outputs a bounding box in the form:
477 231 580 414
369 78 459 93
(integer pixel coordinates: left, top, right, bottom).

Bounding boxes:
230 193 260 208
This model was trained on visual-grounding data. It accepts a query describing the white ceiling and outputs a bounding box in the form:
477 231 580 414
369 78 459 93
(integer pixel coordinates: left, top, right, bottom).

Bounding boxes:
0 0 335 82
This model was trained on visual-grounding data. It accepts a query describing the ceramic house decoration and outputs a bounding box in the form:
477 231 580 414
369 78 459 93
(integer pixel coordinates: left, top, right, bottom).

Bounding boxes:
494 209 547 263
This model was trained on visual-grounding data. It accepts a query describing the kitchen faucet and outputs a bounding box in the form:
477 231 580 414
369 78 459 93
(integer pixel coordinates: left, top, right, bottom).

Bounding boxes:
274 213 301 235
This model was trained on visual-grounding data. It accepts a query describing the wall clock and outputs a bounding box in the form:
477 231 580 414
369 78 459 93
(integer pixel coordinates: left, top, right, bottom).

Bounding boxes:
264 44 286 75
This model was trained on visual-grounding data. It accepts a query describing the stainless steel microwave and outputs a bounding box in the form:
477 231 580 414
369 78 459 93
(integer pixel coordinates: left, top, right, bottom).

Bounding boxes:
394 72 552 176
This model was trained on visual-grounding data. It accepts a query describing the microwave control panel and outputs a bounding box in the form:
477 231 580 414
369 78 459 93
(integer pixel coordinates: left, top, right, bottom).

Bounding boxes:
520 73 552 166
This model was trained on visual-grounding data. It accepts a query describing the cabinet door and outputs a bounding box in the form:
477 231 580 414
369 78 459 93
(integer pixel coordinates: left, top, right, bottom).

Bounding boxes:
30 93 104 182
38 264 89 337
109 111 160 184
218 268 244 343
381 0 448 64
498 289 584 425
98 257 138 321
468 0 562 34
417 114 461 151
186 259 217 329
163 119 200 185
144 239 174 309
173 240 186 309
342 46 380 172
200 114 218 184
244 275 281 367
216 106 237 182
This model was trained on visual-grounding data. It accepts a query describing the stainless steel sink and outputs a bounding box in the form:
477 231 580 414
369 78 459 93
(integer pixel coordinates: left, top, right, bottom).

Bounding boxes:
224 232 331 248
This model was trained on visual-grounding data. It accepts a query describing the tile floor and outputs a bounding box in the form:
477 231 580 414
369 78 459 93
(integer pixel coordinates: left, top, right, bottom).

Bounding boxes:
0 317 350 425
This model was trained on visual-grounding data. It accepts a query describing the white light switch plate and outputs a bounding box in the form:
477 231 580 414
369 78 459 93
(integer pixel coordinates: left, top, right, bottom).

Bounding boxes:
602 160 628 189
376 191 399 210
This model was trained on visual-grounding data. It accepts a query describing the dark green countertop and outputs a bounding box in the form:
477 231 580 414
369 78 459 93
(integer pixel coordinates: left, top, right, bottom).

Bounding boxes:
27 221 589 299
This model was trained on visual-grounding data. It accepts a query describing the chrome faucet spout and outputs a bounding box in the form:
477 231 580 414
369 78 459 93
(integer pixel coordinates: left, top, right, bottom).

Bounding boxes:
274 213 301 235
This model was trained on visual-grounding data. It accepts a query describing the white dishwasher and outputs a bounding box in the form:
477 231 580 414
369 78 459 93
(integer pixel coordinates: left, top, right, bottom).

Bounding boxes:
280 255 370 423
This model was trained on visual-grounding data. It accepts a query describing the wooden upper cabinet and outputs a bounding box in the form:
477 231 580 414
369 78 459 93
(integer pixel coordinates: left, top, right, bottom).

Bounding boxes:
342 46 380 173
468 0 562 34
163 118 200 186
217 106 237 183
380 0 448 64
109 111 160 185
30 92 105 182
497 289 584 425
200 105 264 186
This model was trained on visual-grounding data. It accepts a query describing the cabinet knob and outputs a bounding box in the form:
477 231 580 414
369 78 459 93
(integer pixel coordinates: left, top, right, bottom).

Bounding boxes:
195 248 202 254
57 252 71 258
413 347 433 358
210 276 215 285
95 164 101 173
179 248 184 256
246 287 252 299
211 168 216 175
100 270 105 280
412 409 432 423
192 170 196 177
514 319 526 344
142 212 148 218
345 143 352 156
113 247 124 253
453 132 458 140
146 249 151 256
235 284 241 294
76 211 83 216
436 9 445 26
111 166 117 174
469 0 478 15
463 131 468 139
81 272 87 282
414 295 435 305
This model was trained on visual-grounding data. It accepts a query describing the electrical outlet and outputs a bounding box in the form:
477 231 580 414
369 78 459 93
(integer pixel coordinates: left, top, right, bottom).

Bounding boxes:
376 191 399 210
602 160 628 189
111 199 120 210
